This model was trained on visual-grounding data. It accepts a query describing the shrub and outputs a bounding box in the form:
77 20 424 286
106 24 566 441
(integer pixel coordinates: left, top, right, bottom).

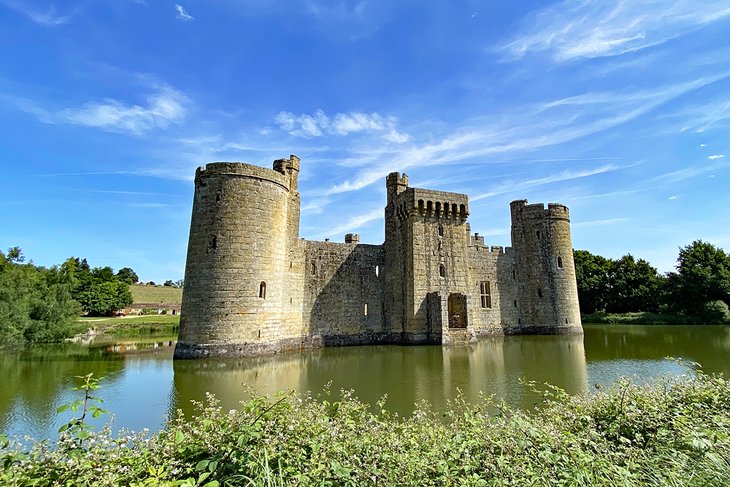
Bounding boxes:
2 374 730 486
700 300 730 324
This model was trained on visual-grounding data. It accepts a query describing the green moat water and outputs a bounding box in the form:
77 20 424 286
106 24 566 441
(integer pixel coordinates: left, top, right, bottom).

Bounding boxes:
2 324 729 441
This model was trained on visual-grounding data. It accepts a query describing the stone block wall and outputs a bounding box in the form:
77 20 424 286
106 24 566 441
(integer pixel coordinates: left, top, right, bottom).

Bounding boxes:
303 240 386 344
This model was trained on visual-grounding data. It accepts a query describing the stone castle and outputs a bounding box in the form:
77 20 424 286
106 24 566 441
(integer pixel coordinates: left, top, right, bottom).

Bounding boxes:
174 155 582 359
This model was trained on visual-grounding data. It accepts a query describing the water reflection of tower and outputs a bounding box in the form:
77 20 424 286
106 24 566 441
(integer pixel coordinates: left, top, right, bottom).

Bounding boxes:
171 354 306 418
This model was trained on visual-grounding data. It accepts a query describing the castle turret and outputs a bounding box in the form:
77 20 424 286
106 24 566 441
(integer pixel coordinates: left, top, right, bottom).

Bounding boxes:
509 200 581 333
175 158 302 358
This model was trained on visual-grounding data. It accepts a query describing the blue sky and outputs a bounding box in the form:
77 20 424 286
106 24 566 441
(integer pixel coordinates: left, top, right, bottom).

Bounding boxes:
1 0 729 282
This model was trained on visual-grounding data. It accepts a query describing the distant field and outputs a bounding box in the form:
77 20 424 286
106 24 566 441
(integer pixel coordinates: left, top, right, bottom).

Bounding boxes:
129 284 183 304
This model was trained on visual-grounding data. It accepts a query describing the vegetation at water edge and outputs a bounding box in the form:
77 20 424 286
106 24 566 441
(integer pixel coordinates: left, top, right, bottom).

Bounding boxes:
78 314 180 338
575 240 730 323
1 372 729 486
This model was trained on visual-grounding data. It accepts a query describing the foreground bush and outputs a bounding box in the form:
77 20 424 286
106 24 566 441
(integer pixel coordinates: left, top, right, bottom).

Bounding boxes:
2 374 729 486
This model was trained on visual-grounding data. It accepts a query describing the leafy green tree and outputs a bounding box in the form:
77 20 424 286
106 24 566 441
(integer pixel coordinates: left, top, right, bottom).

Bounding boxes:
163 280 175 287
573 250 611 313
666 240 730 315
0 248 82 345
605 255 664 313
76 280 132 317
116 267 138 284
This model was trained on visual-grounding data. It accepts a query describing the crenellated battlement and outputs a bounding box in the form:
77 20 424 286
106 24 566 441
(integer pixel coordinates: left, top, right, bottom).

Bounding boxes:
393 187 469 221
510 200 570 221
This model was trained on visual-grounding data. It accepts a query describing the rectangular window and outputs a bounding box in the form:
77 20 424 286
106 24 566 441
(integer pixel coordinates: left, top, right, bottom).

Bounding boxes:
479 281 491 309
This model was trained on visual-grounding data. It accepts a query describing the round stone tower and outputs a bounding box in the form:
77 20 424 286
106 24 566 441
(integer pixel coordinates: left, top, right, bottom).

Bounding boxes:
175 158 300 358
510 200 582 333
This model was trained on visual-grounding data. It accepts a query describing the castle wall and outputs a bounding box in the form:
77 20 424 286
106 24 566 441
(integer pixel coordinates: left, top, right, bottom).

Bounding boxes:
303 241 386 344
175 158 582 360
467 244 518 335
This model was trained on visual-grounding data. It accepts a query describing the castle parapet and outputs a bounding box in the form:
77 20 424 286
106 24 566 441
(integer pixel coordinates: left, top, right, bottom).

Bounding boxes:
394 188 469 221
197 162 290 191
510 200 570 222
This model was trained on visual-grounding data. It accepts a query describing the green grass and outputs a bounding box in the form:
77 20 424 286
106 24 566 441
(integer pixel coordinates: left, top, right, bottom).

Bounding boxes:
582 311 703 325
77 314 179 338
128 284 182 304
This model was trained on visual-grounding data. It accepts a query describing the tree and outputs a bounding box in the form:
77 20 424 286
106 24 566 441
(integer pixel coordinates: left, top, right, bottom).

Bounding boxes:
573 250 611 313
76 280 132 316
0 248 81 345
163 280 175 287
116 267 139 284
605 255 664 313
666 240 730 315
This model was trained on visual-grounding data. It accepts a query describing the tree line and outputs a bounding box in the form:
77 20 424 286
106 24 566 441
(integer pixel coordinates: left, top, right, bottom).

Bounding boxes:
574 240 730 323
0 248 135 346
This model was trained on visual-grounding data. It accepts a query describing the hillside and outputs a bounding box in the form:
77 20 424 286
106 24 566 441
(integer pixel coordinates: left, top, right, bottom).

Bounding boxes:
129 284 183 304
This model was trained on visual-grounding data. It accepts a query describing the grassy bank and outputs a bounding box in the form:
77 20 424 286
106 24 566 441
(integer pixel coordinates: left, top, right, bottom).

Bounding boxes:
129 284 182 304
77 315 179 338
582 311 705 325
2 373 729 486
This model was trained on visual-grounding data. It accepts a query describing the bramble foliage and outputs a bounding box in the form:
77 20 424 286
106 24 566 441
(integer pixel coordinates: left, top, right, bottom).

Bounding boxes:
2 374 729 486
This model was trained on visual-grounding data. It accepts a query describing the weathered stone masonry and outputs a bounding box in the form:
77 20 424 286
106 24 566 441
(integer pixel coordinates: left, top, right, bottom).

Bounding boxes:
174 156 582 359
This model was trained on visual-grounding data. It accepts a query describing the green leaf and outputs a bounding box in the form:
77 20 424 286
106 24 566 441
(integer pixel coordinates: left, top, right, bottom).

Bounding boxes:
203 481 220 487
196 459 210 471
56 404 70 413
175 430 184 445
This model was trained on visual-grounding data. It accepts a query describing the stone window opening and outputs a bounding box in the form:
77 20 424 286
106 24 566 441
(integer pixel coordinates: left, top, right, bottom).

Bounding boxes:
207 235 217 252
364 303 368 316
512 269 516 279
557 256 563 268
438 225 444 237
536 230 541 239
514 300 517 307
215 191 222 202
311 261 316 275
479 281 491 309
439 264 446 278
375 265 379 276
538 288 543 299
565 318 569 324
259 281 266 299
518 318 522 324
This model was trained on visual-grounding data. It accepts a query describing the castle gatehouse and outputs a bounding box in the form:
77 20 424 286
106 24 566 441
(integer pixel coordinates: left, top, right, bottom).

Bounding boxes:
174 155 582 359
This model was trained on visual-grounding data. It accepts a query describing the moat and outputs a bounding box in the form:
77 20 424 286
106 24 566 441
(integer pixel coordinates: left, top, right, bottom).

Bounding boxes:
2 324 729 441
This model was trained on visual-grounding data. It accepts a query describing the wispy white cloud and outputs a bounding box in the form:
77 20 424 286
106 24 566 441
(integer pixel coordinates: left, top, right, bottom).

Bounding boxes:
175 4 193 21
323 74 727 195
58 86 189 135
275 109 410 142
321 207 383 238
668 195 678 200
500 0 730 62
472 164 620 202
708 154 725 160
0 0 74 26
652 161 729 184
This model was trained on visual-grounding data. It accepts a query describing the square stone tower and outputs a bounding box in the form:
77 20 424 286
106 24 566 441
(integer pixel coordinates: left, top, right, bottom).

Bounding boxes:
384 172 472 343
